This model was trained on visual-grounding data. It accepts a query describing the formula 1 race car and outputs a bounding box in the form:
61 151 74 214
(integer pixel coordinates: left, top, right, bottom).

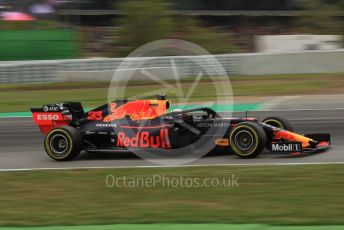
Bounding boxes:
31 95 331 161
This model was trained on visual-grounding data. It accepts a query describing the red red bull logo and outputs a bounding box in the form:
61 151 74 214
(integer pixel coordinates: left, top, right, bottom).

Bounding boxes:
117 129 171 149
104 100 169 122
273 130 313 148
274 131 298 141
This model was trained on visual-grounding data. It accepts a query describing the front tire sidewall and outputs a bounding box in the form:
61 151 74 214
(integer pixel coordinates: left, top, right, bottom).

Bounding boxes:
230 122 266 158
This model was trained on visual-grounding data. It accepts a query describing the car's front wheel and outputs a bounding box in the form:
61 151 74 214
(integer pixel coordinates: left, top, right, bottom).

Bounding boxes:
229 122 267 158
262 116 294 131
44 126 82 161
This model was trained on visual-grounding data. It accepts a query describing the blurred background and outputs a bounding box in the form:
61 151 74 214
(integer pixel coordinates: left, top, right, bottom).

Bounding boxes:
0 0 344 109
0 0 343 59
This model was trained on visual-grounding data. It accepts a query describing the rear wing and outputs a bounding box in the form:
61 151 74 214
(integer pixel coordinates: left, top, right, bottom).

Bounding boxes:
31 104 74 135
31 108 71 135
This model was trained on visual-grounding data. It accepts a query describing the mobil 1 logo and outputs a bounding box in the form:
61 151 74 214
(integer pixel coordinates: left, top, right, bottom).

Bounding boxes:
271 142 301 152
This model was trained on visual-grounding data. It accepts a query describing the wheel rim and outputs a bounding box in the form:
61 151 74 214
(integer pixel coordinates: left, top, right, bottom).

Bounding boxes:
50 134 69 155
234 130 254 151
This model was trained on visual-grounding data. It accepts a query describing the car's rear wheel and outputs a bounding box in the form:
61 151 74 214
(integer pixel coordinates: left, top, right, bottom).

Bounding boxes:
229 122 267 158
44 126 82 161
262 116 294 132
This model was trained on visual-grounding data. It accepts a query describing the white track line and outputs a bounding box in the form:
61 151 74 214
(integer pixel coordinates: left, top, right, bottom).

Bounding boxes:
1 162 344 172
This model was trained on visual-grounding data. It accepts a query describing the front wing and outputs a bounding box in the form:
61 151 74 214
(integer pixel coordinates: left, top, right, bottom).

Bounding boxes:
269 132 331 156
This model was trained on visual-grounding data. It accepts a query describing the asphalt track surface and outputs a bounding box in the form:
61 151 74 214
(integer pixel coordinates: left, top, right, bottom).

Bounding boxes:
0 109 343 171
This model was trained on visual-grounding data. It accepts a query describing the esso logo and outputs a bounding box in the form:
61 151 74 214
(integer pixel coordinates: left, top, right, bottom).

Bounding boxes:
37 114 60 121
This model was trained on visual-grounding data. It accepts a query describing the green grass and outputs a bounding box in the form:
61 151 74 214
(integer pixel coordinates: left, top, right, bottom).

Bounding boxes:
0 164 344 226
0 73 344 113
1 224 344 230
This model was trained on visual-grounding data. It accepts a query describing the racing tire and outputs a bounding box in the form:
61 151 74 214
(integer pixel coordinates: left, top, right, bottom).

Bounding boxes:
44 126 83 161
229 122 267 158
262 116 294 132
